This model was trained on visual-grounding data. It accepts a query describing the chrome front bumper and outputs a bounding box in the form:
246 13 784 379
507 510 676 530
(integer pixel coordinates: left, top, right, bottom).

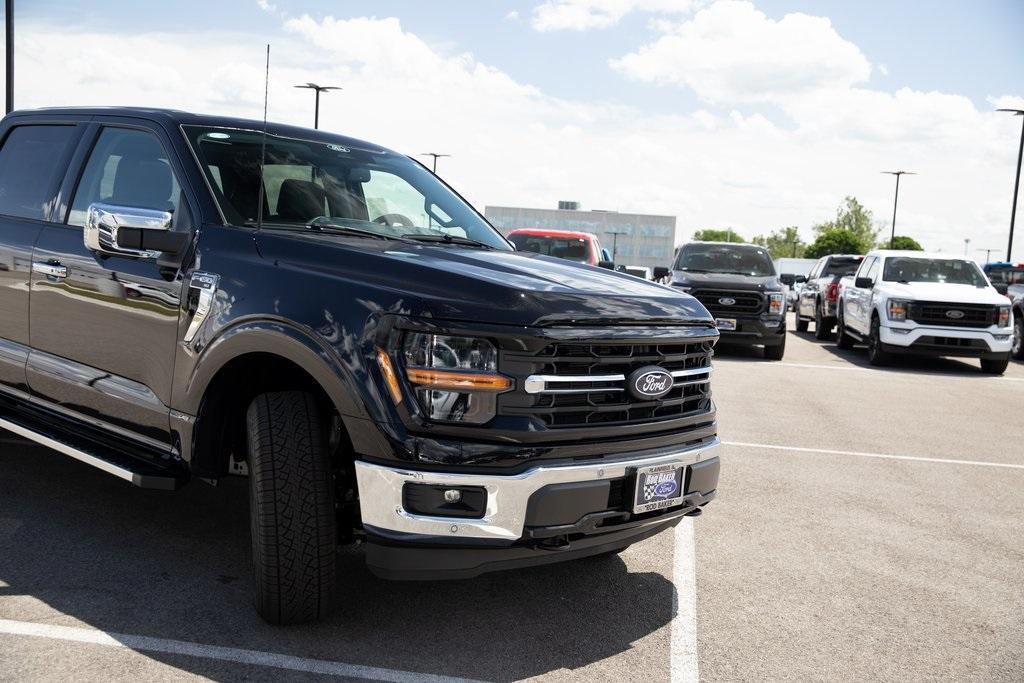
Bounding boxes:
354 437 720 542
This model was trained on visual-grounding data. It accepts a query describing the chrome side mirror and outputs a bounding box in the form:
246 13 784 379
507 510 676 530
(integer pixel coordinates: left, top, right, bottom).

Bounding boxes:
84 203 175 258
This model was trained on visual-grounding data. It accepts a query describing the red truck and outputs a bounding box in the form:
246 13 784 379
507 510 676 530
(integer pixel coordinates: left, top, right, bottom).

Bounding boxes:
506 228 613 268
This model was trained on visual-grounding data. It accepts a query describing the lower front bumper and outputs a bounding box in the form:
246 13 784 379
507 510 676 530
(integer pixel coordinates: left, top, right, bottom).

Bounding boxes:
716 316 786 346
879 324 1013 358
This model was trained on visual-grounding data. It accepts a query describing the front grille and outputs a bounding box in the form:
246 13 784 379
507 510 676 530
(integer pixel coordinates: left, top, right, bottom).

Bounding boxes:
501 335 715 430
690 289 764 315
907 302 997 328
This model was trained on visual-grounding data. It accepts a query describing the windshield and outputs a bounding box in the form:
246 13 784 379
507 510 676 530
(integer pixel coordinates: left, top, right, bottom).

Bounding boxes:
507 233 592 262
882 257 987 286
183 126 510 249
673 244 775 277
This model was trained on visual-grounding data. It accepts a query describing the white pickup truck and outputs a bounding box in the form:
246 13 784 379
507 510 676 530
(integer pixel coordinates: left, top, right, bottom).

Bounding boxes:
835 250 1014 374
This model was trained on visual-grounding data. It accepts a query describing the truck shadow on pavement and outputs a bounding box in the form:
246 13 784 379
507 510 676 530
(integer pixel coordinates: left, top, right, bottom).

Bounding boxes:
0 441 675 681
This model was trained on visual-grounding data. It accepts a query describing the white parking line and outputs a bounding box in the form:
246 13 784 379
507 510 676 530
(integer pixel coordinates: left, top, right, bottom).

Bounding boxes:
724 441 1024 470
670 517 699 683
717 360 1024 382
0 618 482 683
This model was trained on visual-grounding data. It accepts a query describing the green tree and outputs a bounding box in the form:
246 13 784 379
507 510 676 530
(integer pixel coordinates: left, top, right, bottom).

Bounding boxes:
805 228 868 259
889 235 924 251
752 226 805 259
813 196 880 248
692 228 745 243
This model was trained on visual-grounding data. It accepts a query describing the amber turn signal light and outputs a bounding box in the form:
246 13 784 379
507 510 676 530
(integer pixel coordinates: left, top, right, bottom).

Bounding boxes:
376 348 403 404
405 368 511 392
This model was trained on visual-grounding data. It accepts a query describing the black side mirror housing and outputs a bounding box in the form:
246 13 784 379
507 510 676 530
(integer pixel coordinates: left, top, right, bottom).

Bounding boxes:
796 275 807 283
598 260 615 270
855 277 874 289
779 274 795 286
653 266 670 281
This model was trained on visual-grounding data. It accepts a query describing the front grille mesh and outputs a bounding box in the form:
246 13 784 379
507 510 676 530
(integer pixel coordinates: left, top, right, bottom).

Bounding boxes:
690 289 764 315
907 302 997 328
501 337 715 429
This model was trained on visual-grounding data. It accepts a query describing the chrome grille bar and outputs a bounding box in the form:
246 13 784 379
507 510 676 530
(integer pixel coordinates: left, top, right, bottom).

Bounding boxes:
523 366 712 394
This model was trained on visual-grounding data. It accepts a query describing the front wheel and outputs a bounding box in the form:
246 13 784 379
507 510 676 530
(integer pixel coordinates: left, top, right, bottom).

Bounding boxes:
867 316 890 367
247 391 337 625
795 311 808 332
764 333 786 361
1012 315 1024 360
980 355 1010 375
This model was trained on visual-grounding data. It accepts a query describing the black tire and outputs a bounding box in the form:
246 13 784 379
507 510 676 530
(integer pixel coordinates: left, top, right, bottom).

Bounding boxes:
980 355 1010 375
836 310 855 350
795 310 808 332
247 391 337 625
1013 314 1024 360
867 316 890 367
764 333 786 361
813 300 832 340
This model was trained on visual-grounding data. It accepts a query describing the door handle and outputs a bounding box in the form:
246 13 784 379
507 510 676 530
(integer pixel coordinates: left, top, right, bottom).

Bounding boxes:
33 262 68 279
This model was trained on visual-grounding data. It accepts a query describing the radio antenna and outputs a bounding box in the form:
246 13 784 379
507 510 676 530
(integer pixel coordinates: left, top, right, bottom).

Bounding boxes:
255 43 270 233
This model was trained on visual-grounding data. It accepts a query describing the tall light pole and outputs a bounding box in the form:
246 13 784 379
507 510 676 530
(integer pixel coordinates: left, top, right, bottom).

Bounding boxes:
421 153 450 174
5 0 13 113
997 108 1024 262
606 229 627 262
964 238 971 257
881 171 916 248
294 83 340 129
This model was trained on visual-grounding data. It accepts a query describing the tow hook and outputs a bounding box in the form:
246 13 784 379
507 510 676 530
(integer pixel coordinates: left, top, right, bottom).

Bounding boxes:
537 535 572 551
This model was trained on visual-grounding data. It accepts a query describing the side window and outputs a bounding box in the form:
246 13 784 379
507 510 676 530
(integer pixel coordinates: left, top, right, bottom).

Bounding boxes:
808 259 823 280
865 257 880 282
0 125 78 221
67 128 183 227
854 257 872 279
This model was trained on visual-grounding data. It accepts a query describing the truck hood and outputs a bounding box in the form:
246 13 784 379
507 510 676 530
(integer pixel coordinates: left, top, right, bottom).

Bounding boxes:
879 281 1008 305
257 232 712 326
670 270 784 292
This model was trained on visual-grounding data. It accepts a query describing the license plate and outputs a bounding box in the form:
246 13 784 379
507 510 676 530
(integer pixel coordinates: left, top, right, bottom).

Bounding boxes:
633 462 686 514
715 318 737 331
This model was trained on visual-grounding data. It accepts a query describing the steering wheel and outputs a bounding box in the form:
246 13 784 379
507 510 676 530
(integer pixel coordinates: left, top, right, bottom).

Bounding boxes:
374 213 416 228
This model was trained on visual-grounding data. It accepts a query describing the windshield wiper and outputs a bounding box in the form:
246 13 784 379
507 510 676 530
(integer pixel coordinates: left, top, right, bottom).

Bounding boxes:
307 217 400 241
401 233 495 249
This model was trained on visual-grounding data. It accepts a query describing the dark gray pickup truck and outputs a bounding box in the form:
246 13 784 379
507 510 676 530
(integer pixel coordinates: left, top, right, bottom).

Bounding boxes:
795 254 864 339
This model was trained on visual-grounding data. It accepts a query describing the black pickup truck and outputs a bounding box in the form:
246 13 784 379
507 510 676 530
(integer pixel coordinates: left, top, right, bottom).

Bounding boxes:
667 242 788 359
0 107 721 624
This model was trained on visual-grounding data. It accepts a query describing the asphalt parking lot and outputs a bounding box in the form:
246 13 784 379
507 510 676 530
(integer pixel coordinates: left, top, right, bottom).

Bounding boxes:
1 313 1022 682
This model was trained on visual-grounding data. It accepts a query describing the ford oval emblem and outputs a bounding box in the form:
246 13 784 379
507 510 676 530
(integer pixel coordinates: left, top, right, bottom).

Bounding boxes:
718 297 736 306
627 366 674 400
945 309 965 319
654 480 678 497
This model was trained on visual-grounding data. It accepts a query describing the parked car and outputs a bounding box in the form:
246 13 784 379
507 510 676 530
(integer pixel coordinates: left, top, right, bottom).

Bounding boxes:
621 265 652 279
668 242 787 360
795 254 864 339
506 228 613 268
981 261 1024 296
0 107 721 624
779 273 807 311
1008 281 1024 360
835 251 1013 373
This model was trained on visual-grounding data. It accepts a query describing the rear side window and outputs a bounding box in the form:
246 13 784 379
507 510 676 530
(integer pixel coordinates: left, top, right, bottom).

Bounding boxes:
0 125 77 220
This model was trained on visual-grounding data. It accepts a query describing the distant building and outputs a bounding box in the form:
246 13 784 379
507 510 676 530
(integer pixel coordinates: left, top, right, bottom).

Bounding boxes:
485 202 676 271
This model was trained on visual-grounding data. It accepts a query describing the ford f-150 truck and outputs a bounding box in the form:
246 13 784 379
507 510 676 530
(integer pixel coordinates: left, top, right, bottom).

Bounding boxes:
835 250 1013 373
0 108 720 624
795 254 863 339
668 242 787 360
1009 281 1024 360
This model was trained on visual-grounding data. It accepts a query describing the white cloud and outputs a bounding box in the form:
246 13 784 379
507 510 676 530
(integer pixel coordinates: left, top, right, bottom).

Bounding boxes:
611 0 871 104
532 0 695 32
505 10 521 22
7 14 1022 260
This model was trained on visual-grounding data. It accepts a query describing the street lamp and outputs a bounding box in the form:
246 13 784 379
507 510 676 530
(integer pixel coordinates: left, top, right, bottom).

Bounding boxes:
606 230 628 261
996 108 1024 262
977 248 1000 264
421 153 451 174
5 0 13 113
881 171 916 249
294 83 341 129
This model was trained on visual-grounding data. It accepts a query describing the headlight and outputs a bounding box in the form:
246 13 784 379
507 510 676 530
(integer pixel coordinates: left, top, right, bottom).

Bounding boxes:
398 333 510 424
998 306 1010 328
768 292 785 315
887 299 909 322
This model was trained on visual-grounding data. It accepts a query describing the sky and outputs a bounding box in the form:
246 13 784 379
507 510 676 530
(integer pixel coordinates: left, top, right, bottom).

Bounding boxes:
6 0 1024 261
